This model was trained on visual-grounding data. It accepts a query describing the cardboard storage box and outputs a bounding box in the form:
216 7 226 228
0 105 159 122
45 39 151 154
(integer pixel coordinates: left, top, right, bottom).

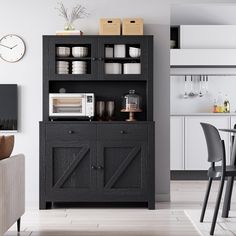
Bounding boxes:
122 18 144 35
99 18 121 35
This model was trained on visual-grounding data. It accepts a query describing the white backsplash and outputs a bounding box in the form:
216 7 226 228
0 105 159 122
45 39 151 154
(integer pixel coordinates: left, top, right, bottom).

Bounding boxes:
171 75 236 114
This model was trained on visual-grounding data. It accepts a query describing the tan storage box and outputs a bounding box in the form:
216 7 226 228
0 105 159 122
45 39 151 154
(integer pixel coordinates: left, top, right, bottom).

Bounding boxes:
99 18 121 35
122 18 144 35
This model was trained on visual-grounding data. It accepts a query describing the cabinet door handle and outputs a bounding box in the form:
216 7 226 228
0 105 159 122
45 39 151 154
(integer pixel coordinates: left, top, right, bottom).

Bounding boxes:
91 165 97 170
97 165 103 170
68 130 74 134
92 57 96 61
120 130 126 134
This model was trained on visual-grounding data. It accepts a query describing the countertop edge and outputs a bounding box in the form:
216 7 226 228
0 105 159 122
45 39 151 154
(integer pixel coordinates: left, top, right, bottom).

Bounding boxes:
171 113 236 116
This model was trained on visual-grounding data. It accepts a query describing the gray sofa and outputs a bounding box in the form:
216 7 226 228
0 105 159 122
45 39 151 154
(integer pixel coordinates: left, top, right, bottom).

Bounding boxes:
0 154 25 235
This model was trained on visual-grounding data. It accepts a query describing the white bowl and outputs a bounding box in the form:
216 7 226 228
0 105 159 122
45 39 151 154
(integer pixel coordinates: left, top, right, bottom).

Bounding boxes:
129 47 140 51
72 46 88 50
72 63 87 66
72 66 87 68
57 70 69 74
57 60 69 63
72 67 87 70
57 66 69 70
57 68 69 72
57 64 69 68
57 63 69 67
129 50 141 58
72 68 87 71
72 61 87 63
72 71 87 74
57 47 70 57
57 67 69 71
129 47 141 57
72 61 87 64
72 66 87 69
72 51 88 58
57 61 69 66
72 47 88 57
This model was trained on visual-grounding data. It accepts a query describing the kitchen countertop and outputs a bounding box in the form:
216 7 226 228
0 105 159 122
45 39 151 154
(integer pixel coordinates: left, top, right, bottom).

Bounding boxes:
171 113 236 116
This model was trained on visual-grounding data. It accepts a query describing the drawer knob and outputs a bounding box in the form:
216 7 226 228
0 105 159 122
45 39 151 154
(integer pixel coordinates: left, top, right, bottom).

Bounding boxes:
91 165 97 170
92 57 96 61
120 130 126 134
68 130 74 134
97 165 103 170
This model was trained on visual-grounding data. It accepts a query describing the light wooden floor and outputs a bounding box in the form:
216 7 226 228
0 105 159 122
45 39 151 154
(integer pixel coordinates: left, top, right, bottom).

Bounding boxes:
6 181 236 236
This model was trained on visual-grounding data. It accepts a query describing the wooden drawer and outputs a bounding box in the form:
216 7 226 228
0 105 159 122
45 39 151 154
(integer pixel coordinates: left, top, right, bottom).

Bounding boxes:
97 124 148 140
46 124 96 141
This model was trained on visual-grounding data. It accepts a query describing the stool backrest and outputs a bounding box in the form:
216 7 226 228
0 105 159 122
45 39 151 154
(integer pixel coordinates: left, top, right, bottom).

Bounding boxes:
200 122 225 163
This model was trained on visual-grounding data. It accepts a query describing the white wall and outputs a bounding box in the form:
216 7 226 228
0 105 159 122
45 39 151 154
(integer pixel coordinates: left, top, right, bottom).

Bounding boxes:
0 0 170 206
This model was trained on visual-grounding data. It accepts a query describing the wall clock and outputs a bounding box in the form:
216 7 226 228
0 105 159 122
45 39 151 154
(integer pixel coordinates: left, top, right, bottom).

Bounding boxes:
0 34 26 63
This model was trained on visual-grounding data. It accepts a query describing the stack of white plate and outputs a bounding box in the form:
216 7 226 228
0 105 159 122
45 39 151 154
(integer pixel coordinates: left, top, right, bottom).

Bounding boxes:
72 61 87 74
129 47 141 58
57 61 69 74
56 47 70 57
72 47 88 58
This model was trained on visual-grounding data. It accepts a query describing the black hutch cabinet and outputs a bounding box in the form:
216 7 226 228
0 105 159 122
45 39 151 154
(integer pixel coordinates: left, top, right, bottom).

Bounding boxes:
40 35 155 209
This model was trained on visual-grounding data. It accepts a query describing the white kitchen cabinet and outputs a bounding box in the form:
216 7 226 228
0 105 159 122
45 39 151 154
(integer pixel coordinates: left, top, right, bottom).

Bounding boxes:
170 49 236 67
170 116 184 170
180 25 236 49
185 116 230 170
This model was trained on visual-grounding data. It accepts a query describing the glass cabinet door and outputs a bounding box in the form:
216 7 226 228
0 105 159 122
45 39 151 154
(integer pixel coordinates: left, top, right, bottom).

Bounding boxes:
48 37 98 80
98 36 148 80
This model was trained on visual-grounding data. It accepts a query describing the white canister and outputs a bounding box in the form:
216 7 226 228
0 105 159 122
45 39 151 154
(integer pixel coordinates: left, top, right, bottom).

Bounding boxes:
105 63 122 74
123 63 141 74
105 47 114 58
114 45 126 58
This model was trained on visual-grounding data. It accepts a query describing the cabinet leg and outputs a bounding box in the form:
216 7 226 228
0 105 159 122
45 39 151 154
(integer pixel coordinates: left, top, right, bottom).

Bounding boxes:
17 218 21 232
148 200 155 210
39 200 47 210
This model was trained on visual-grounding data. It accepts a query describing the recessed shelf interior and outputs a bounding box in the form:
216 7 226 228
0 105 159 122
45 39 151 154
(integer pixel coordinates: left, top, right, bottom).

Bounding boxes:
104 43 141 75
49 81 147 121
56 44 92 75
170 26 180 49
104 44 141 58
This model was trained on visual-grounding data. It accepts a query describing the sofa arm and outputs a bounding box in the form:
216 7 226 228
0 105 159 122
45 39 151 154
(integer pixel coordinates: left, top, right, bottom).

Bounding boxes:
0 154 25 235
